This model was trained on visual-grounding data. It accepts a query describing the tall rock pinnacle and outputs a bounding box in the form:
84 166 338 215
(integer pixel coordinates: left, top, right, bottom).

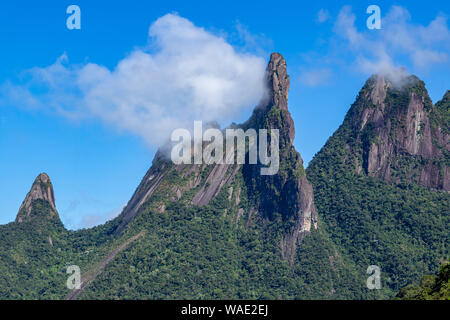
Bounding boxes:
16 173 58 223
114 53 318 266
244 52 318 264
266 52 290 111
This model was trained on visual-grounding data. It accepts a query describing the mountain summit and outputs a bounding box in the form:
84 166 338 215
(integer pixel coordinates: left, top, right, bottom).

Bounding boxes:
341 74 449 190
2 55 448 300
307 73 449 295
242 52 317 263
113 52 317 264
16 173 58 223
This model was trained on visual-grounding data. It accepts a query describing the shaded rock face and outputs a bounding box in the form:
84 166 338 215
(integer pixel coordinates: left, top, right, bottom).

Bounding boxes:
243 53 318 264
16 173 58 222
346 75 449 190
114 155 169 234
114 53 318 264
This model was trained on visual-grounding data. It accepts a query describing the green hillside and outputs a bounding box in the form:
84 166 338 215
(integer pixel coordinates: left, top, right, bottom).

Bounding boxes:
0 55 448 300
397 262 450 300
306 76 449 296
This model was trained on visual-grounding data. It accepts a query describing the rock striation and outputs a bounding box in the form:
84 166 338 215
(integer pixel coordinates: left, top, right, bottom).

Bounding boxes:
16 173 58 222
345 74 449 190
113 53 318 264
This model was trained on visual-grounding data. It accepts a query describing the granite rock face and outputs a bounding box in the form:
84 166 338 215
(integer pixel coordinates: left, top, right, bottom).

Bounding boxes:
16 173 58 222
346 75 449 191
113 53 318 264
243 52 318 264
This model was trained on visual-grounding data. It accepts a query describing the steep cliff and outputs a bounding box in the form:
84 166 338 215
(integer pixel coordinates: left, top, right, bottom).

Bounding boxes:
15 173 58 223
113 53 318 264
242 53 318 263
343 75 449 190
307 74 450 295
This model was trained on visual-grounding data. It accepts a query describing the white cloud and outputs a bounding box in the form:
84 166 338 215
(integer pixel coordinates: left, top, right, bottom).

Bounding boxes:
317 9 330 23
1 14 266 147
299 68 332 86
332 5 450 76
234 21 273 56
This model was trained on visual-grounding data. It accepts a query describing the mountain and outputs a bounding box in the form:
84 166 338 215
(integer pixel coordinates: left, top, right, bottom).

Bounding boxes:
15 173 58 223
0 54 448 300
0 53 364 300
241 53 318 264
75 53 361 299
0 173 67 298
339 75 449 190
65 52 365 299
113 53 318 265
307 74 449 295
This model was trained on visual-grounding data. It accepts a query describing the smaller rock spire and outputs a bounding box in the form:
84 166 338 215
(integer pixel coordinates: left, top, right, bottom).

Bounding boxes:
16 173 58 223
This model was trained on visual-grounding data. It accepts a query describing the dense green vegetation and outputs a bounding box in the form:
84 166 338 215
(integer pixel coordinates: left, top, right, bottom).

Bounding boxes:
306 83 450 297
0 76 447 300
435 91 449 138
307 156 449 294
0 200 68 299
0 174 368 299
75 167 367 299
0 199 134 299
397 262 450 300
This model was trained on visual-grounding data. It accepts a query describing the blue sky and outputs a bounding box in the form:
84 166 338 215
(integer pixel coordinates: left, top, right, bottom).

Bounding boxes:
0 0 449 229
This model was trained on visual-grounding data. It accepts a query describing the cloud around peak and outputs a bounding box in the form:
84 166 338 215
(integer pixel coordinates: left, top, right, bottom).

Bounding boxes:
1 14 267 147
301 5 450 88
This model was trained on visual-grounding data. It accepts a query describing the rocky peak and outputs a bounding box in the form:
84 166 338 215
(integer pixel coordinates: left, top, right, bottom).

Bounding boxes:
345 74 449 190
266 52 290 111
245 52 296 146
114 53 318 265
243 53 318 264
16 173 58 223
369 75 388 107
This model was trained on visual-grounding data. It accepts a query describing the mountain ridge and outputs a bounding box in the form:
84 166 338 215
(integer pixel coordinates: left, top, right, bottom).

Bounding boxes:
0 53 448 300
112 52 318 265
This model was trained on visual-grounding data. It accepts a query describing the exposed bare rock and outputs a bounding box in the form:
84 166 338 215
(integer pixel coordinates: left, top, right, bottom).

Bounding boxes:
192 161 240 206
114 154 169 234
175 187 182 200
267 53 290 110
192 163 233 206
113 53 319 267
235 208 244 224
280 175 318 265
16 173 58 223
243 53 318 264
235 187 241 206
228 187 233 201
347 75 449 191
